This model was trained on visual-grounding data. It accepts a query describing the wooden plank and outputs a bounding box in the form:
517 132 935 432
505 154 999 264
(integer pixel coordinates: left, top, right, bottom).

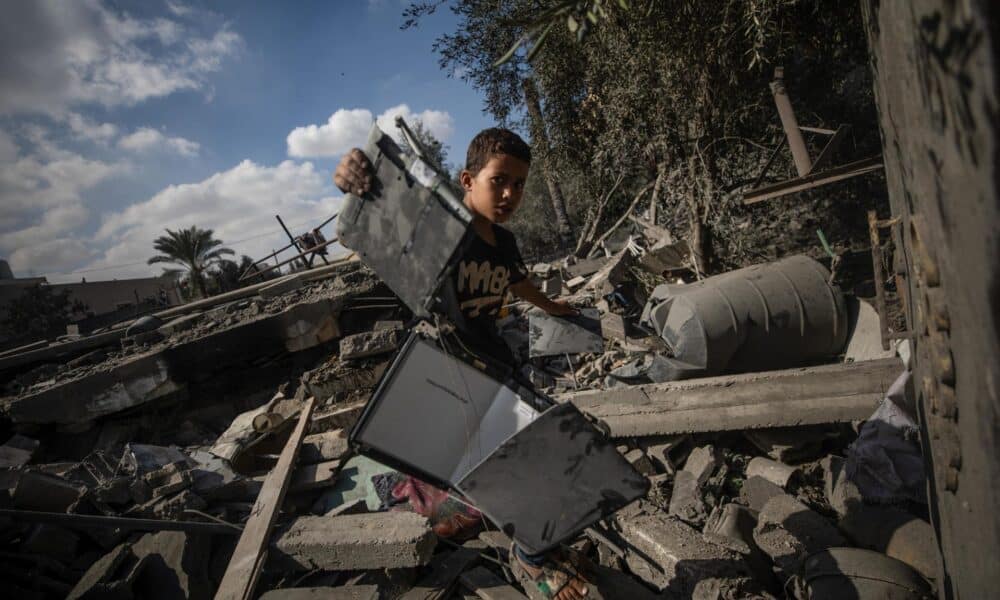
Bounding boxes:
215 397 316 600
743 156 884 204
559 358 902 438
459 566 527 600
401 546 480 600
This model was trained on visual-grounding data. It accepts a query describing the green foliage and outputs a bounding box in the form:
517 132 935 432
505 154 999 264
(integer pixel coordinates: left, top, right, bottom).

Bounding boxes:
399 119 451 173
2 285 87 337
148 226 234 299
406 1 881 268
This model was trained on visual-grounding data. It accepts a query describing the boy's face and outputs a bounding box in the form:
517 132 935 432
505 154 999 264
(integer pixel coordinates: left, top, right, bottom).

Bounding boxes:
460 153 529 224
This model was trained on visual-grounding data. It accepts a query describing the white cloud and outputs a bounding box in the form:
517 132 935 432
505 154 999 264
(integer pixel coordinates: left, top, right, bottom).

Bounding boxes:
0 130 18 162
62 111 119 144
287 104 455 158
0 1 242 116
118 127 199 156
0 142 125 275
73 159 340 282
165 1 193 18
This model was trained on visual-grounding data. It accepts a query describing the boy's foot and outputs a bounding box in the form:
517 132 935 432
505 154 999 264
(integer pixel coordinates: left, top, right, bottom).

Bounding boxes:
510 543 592 600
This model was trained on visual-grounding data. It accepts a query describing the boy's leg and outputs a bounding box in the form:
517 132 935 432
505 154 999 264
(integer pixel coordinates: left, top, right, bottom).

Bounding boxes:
511 543 590 600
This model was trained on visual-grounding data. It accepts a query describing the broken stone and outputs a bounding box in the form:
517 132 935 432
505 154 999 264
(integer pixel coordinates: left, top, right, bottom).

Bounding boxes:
272 512 437 571
683 444 719 485
753 494 846 577
127 489 206 520
623 448 655 476
744 426 827 463
745 457 799 490
821 455 862 517
838 505 939 581
613 507 754 596
600 312 626 341
703 503 758 555
94 476 133 505
121 444 190 476
740 476 785 511
566 275 587 290
144 461 192 498
374 320 404 331
309 400 366 433
668 470 706 524
0 434 39 468
300 430 350 464
12 471 85 512
339 328 404 361
259 586 379 600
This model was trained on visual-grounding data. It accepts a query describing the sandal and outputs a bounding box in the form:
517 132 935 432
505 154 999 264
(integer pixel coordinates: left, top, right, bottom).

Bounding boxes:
509 542 593 600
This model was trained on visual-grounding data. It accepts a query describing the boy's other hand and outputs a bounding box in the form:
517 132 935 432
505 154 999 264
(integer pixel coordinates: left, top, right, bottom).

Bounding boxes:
546 300 578 317
333 148 374 196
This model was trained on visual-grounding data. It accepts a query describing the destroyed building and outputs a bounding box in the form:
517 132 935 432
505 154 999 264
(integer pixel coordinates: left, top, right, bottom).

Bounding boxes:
0 2 997 600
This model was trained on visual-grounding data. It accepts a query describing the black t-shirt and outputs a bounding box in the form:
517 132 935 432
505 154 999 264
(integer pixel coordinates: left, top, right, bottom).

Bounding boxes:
451 225 527 344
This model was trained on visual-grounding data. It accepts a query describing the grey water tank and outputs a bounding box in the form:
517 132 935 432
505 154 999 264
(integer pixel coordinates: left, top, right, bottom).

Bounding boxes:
641 255 848 380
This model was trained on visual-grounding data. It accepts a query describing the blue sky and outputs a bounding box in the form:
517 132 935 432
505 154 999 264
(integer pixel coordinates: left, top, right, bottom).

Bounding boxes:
0 0 494 282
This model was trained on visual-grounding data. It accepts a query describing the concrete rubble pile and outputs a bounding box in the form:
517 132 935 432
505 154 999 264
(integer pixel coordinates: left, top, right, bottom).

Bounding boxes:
0 241 938 599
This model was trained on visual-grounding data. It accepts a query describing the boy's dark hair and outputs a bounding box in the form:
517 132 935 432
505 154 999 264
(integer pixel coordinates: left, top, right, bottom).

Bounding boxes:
465 128 531 174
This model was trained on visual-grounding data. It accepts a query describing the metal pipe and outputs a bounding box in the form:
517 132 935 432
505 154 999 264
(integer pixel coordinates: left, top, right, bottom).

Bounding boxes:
769 68 812 177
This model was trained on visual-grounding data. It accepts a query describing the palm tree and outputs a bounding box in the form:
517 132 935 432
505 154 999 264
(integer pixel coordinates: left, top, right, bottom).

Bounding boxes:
148 226 234 299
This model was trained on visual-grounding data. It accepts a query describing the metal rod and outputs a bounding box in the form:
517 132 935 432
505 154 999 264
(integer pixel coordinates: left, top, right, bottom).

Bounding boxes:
770 68 812 177
751 137 788 190
868 210 891 351
242 238 340 282
743 156 884 204
0 509 242 535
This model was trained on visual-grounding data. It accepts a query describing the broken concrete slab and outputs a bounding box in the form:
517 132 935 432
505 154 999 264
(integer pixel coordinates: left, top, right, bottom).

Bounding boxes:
259 273 304 299
8 296 343 425
821 455 862 517
309 400 366 433
745 457 799 489
260 586 379 600
838 505 939 581
753 494 846 576
126 489 207 520
339 328 404 360
744 426 828 463
144 461 192 498
130 531 213 600
273 512 437 571
562 358 903 437
12 471 86 512
613 508 754 596
0 434 39 468
67 543 150 600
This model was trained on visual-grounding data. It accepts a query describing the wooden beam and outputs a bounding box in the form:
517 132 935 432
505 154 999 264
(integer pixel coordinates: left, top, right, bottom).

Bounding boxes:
558 358 903 438
215 397 316 600
743 156 884 205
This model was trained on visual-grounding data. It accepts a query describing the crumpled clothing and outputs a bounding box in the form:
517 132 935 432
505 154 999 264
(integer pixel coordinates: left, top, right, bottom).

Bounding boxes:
846 370 927 504
372 471 482 538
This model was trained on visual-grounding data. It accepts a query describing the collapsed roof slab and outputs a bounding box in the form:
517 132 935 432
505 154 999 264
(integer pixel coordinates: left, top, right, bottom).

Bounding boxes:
559 357 903 438
6 297 342 426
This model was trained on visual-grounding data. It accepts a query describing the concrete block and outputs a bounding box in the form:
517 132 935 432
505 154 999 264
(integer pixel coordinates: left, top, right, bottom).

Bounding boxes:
745 457 799 489
668 470 706 523
144 462 193 498
259 586 379 600
300 430 350 464
838 505 940 581
339 328 404 361
753 494 846 576
740 476 786 512
273 512 437 571
703 504 758 555
12 471 85 512
683 444 718 485
613 509 753 596
259 274 304 299
623 448 655 476
600 312 626 341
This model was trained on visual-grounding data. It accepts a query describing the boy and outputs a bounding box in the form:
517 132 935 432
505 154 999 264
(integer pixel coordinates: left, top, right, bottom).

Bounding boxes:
334 128 590 600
